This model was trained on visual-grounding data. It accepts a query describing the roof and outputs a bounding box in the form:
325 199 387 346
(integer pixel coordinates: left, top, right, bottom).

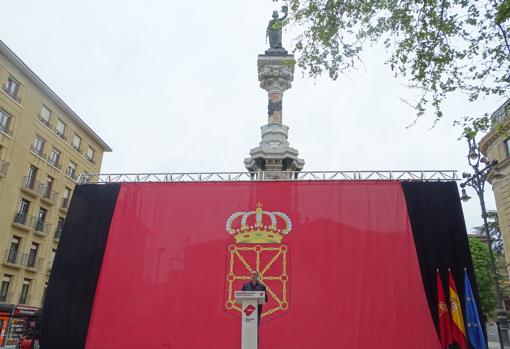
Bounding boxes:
0 40 112 152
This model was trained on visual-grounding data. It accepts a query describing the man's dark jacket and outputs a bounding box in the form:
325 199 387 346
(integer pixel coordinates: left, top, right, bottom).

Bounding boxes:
242 281 268 323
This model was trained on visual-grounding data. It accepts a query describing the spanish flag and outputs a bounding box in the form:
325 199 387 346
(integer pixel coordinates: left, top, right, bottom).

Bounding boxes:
449 270 468 349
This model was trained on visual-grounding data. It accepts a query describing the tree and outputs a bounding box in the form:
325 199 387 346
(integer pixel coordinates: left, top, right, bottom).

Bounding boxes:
469 237 496 316
474 210 504 254
275 0 510 132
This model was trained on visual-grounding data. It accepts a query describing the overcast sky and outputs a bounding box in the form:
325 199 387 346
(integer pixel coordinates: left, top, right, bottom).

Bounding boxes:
1 0 506 230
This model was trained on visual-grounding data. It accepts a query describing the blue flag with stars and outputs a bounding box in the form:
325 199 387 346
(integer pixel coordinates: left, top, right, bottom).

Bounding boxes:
465 269 487 349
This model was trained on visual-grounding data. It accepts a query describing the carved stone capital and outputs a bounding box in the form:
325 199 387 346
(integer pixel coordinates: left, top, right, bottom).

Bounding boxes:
257 54 295 93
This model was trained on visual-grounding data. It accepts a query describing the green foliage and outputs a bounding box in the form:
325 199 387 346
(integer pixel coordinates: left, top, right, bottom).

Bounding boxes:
469 237 496 316
274 0 510 132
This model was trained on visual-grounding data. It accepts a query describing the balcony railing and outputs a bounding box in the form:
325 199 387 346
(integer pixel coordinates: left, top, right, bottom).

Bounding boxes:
41 185 58 203
37 115 52 128
0 124 13 137
48 158 62 170
13 212 35 229
66 168 77 180
55 227 63 240
0 292 13 303
0 159 8 177
3 250 42 271
86 156 96 165
54 129 66 141
2 83 22 103
18 294 31 305
30 145 46 159
22 176 43 195
34 219 51 235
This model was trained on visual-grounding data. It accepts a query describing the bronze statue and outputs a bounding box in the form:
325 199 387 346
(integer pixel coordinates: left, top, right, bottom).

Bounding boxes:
266 6 288 53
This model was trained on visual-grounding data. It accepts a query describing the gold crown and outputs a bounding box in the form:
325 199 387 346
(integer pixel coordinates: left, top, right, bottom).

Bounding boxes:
225 203 292 244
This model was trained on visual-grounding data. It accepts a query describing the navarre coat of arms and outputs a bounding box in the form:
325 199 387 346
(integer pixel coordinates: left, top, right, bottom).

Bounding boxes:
224 203 291 320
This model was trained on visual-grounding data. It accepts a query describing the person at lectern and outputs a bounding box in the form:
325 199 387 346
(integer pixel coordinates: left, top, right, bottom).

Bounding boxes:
242 270 268 325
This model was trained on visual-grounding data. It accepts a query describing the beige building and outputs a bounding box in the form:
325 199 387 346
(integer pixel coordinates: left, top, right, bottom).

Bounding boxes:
480 98 510 278
0 39 110 322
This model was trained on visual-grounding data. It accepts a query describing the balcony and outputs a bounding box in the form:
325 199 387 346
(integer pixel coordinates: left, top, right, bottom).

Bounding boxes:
86 156 96 165
12 213 34 231
0 292 13 303
48 158 62 171
18 294 31 305
3 249 24 268
60 198 69 212
0 159 8 178
30 145 47 160
0 124 13 137
21 176 43 197
41 185 58 205
65 168 77 181
37 115 52 128
2 83 22 104
54 128 66 141
34 219 51 237
26 254 43 271
54 227 63 241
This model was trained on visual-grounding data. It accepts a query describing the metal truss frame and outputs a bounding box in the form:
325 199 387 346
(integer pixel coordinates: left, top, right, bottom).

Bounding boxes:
77 170 459 184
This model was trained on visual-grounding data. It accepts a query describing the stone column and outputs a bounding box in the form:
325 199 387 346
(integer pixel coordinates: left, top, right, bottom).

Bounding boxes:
244 53 305 178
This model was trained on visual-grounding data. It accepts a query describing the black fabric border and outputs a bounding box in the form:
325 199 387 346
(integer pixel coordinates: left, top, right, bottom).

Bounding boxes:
402 181 484 339
40 183 121 349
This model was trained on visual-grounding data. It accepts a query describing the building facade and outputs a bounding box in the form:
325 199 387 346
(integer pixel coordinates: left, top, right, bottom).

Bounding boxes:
480 98 510 278
0 40 110 342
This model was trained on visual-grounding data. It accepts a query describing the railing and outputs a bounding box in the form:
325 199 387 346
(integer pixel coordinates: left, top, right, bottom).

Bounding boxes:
37 115 52 128
66 168 77 180
48 158 62 170
55 227 63 240
61 198 69 209
0 292 13 303
86 156 96 165
22 176 43 194
34 219 51 234
0 123 13 137
3 250 42 271
491 98 510 127
54 128 66 141
0 159 8 176
26 254 43 270
18 294 31 305
72 144 81 153
78 170 460 184
13 212 35 227
2 84 22 103
42 185 58 202
30 145 46 159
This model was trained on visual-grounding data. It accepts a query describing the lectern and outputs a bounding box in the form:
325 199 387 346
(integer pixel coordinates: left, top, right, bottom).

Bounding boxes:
235 291 266 349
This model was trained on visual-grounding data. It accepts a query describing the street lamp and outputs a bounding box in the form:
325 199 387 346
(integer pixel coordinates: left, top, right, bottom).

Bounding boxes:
460 135 509 349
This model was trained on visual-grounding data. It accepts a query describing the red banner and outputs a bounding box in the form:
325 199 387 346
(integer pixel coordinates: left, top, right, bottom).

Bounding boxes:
84 181 440 349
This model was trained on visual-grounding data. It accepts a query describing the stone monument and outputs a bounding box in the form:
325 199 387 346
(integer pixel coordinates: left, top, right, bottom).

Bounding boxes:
244 7 305 179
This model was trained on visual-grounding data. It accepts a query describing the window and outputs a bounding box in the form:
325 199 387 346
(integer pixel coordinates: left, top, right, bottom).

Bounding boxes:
86 146 95 163
66 161 77 179
41 282 48 305
26 165 38 190
55 119 66 139
39 105 51 126
27 243 39 268
0 275 11 302
19 279 30 304
8 237 21 264
72 134 81 151
36 208 47 232
0 109 12 135
56 217 65 239
4 76 20 101
32 136 46 157
505 139 510 157
43 176 54 199
62 187 71 208
48 148 61 168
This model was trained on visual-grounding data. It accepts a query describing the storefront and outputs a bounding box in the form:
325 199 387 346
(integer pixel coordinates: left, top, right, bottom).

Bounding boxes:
4 305 39 346
0 304 13 347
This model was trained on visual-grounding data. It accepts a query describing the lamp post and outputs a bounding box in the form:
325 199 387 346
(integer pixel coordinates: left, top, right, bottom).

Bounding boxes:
460 135 509 348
